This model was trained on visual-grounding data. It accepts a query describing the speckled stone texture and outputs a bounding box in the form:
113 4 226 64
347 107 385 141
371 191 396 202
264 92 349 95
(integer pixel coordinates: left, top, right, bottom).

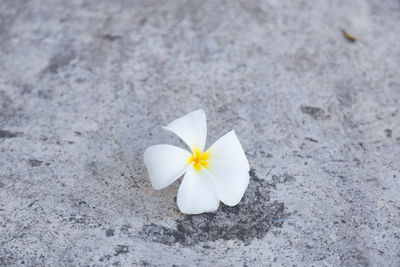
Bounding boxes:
1 0 400 266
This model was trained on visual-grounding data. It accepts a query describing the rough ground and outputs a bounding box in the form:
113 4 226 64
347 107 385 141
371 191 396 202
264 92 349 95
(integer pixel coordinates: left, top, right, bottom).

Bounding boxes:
1 0 400 266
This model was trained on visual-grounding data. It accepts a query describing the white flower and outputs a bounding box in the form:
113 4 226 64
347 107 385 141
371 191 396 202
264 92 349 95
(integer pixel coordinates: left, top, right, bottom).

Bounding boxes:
144 109 250 214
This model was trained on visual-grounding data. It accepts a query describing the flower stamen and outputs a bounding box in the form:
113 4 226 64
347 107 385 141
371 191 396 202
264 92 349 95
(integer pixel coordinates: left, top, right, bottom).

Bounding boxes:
188 148 210 171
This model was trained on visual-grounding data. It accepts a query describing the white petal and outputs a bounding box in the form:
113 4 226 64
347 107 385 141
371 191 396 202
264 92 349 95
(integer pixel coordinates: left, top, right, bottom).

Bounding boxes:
144 144 191 190
163 109 207 152
207 130 249 171
177 166 220 214
207 159 249 206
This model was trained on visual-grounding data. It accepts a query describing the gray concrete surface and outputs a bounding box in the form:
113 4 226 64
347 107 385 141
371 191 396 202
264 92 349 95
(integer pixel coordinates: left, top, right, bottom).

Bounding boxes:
1 0 400 266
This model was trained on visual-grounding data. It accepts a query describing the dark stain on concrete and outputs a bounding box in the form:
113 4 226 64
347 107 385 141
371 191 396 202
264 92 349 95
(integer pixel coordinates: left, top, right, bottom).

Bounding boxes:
114 245 129 256
99 255 112 262
271 173 296 184
28 200 37 208
301 105 330 120
27 159 43 167
139 17 147 26
141 168 288 246
21 84 33 95
37 89 53 99
100 34 122 41
45 49 76 74
305 137 319 143
0 129 22 138
106 229 115 237
385 129 392 138
340 248 370 266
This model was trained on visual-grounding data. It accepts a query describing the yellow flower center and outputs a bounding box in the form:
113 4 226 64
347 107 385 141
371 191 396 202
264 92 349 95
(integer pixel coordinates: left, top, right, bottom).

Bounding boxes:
188 148 210 171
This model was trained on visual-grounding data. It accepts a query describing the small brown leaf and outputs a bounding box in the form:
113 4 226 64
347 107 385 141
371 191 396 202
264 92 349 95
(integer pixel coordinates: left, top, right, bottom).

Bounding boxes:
342 29 356 42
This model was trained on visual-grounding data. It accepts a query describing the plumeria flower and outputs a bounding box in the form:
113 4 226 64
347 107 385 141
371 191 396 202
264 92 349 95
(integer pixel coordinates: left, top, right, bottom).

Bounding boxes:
144 109 250 214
